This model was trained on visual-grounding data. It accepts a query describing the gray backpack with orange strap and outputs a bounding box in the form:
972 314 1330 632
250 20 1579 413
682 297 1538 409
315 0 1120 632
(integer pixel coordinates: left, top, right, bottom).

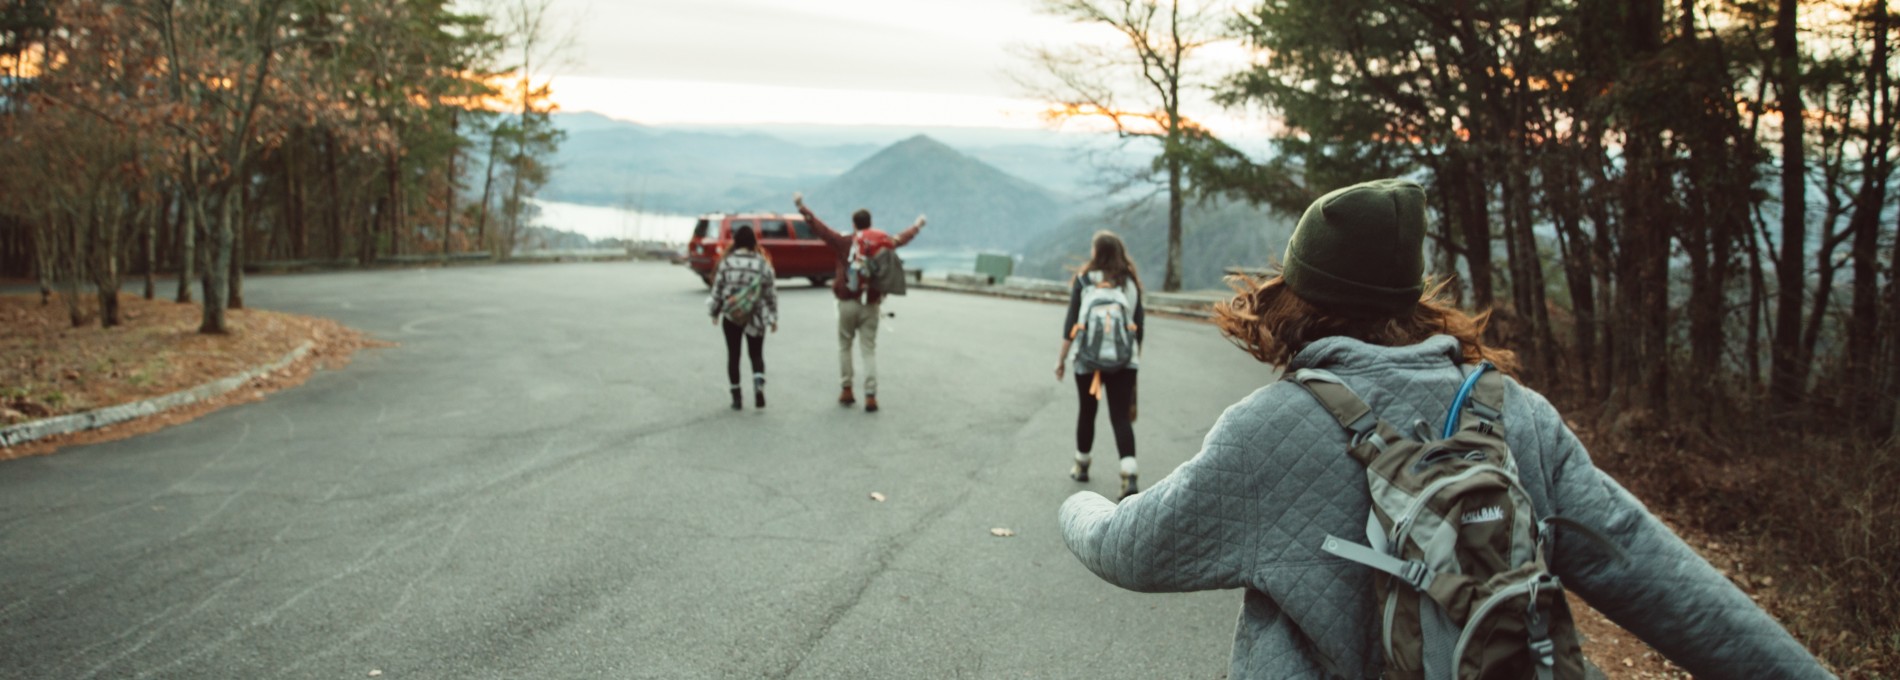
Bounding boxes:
1287 362 1596 680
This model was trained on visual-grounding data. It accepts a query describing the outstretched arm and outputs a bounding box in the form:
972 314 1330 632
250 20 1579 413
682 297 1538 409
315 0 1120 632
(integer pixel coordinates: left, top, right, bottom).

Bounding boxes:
706 259 729 322
795 193 849 251
1522 390 1832 678
1059 404 1258 593
892 214 925 247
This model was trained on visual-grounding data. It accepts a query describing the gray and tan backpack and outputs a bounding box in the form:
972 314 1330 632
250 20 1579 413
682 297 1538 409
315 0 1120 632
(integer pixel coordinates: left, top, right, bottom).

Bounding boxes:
1288 362 1593 680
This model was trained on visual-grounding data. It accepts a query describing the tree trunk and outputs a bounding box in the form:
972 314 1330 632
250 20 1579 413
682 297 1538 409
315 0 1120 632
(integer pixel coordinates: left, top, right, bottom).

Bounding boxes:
327 129 345 262
287 131 307 259
443 109 458 256
389 148 404 256
145 191 166 300
176 188 196 303
1163 151 1184 292
1768 0 1807 415
1846 0 1891 429
229 186 247 310
62 211 87 327
200 189 233 335
1551 156 1599 396
1886 207 1900 438
94 199 125 329
1451 151 1496 310
1747 209 1769 392
33 218 54 305
475 133 497 258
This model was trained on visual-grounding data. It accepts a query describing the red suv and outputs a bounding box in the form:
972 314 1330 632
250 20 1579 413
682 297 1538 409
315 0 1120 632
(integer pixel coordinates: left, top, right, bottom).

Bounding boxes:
687 213 835 287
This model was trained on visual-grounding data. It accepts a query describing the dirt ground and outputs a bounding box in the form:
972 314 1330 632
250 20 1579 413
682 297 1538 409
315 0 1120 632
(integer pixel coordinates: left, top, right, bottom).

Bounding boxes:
0 292 385 460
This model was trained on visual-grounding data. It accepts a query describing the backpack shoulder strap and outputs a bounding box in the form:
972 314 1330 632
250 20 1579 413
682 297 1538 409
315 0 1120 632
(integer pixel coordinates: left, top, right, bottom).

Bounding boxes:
1443 361 1507 437
1286 369 1372 433
1468 366 1505 423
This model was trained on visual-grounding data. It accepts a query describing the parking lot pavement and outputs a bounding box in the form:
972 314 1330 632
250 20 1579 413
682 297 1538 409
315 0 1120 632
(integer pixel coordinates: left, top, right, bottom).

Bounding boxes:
0 261 1280 679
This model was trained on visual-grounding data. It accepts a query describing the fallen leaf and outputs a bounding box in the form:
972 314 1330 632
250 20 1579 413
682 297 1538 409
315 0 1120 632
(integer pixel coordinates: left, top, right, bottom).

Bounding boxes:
1623 658 1634 667
368 671 382 678
990 527 1015 537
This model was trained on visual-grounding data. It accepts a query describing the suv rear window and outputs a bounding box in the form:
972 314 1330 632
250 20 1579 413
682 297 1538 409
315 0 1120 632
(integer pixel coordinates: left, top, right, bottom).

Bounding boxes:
728 218 758 238
692 219 714 240
760 220 793 239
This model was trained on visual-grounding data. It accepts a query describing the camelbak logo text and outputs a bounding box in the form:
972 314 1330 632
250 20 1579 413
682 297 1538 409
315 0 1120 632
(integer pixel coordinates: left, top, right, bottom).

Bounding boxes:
1460 506 1505 525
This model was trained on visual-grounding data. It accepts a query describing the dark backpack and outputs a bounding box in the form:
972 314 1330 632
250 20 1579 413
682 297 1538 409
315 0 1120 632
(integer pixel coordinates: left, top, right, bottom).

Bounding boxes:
1288 363 1594 680
867 247 906 296
1070 272 1136 375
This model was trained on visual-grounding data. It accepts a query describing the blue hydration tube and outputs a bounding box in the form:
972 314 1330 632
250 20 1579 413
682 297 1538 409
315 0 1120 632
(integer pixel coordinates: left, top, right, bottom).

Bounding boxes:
1442 361 1494 438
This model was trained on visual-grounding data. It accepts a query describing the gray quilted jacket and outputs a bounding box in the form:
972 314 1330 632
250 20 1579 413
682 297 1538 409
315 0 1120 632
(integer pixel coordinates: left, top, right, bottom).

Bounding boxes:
1059 335 1830 679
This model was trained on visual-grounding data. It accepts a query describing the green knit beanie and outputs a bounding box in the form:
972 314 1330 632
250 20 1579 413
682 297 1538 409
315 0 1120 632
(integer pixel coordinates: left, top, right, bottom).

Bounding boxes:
1281 178 1427 319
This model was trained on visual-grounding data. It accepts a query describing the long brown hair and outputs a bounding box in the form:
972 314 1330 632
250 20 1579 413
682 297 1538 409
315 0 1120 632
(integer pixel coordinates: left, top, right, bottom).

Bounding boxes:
1075 230 1141 291
1214 272 1517 372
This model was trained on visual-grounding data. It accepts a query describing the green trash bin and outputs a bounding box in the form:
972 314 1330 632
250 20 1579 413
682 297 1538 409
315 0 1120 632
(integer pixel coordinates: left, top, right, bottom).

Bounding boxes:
975 252 1014 284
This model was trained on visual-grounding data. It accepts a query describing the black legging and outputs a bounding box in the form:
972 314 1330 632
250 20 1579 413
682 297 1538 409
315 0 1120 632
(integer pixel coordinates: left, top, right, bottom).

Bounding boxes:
1074 369 1136 459
723 320 765 385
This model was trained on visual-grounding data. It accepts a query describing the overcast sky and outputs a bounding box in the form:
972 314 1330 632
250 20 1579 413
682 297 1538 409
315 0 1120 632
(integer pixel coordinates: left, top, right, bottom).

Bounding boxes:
539 0 1262 133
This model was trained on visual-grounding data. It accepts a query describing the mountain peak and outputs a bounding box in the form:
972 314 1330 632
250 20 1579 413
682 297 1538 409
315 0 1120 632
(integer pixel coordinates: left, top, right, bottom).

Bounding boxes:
812 136 1066 250
877 134 960 158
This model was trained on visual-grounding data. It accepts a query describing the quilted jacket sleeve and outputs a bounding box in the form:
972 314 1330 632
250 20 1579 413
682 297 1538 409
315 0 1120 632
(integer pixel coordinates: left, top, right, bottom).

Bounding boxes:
762 262 778 327
1059 406 1256 594
1523 391 1832 678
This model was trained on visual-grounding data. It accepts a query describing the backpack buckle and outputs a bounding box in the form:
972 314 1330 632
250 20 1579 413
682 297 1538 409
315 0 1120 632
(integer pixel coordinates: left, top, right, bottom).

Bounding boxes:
1398 560 1433 591
1529 638 1555 667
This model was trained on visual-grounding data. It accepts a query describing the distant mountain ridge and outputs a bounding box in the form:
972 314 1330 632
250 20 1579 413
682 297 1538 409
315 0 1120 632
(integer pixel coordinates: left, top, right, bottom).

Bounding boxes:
543 113 1122 215
764 135 1071 252
542 113 876 214
1017 198 1296 291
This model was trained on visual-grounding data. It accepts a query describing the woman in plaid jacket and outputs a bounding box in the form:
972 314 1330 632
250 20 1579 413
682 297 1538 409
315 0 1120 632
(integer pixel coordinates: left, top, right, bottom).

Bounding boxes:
707 226 778 410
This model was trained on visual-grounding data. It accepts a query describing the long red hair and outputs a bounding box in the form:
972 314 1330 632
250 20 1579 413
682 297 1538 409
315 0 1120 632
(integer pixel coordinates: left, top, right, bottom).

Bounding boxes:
1213 273 1517 372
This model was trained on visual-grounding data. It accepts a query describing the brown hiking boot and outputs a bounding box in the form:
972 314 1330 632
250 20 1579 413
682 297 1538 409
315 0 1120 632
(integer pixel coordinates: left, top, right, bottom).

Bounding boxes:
864 395 879 413
838 386 856 406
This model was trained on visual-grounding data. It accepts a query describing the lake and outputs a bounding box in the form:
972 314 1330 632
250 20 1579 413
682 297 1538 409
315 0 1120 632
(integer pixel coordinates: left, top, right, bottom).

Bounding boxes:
529 199 699 245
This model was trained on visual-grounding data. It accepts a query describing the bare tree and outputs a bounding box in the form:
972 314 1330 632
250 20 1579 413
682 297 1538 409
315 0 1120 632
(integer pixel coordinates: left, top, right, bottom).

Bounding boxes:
1017 0 1226 292
490 0 575 259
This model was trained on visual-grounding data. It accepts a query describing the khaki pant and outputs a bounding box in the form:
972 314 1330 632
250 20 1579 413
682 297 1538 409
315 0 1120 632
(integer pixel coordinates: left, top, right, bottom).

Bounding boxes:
837 299 880 394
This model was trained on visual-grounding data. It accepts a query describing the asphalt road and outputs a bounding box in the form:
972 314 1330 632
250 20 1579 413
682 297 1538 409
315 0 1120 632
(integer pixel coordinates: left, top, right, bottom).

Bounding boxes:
1 262 1283 679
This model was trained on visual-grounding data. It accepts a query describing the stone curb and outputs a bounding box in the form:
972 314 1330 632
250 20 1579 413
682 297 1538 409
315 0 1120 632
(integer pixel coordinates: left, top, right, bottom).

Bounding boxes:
909 276 1222 319
0 340 316 449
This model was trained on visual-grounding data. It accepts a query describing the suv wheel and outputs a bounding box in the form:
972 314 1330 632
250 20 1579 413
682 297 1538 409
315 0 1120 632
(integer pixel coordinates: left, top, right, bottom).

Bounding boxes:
809 276 831 287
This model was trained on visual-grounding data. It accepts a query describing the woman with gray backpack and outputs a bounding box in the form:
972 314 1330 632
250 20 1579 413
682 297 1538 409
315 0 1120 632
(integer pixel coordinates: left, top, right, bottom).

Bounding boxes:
1056 179 1829 679
707 225 777 410
1054 230 1145 500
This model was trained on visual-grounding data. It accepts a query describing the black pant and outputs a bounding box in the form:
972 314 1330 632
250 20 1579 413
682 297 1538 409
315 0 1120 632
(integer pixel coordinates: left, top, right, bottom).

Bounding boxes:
723 320 765 386
1074 368 1136 459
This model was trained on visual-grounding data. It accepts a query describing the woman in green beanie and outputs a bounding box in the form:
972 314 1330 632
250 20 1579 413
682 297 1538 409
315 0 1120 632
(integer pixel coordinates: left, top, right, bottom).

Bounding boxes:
1055 179 1829 678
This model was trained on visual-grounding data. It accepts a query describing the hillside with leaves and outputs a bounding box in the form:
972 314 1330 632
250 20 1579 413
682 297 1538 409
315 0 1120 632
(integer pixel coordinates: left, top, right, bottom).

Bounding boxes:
0 0 569 332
